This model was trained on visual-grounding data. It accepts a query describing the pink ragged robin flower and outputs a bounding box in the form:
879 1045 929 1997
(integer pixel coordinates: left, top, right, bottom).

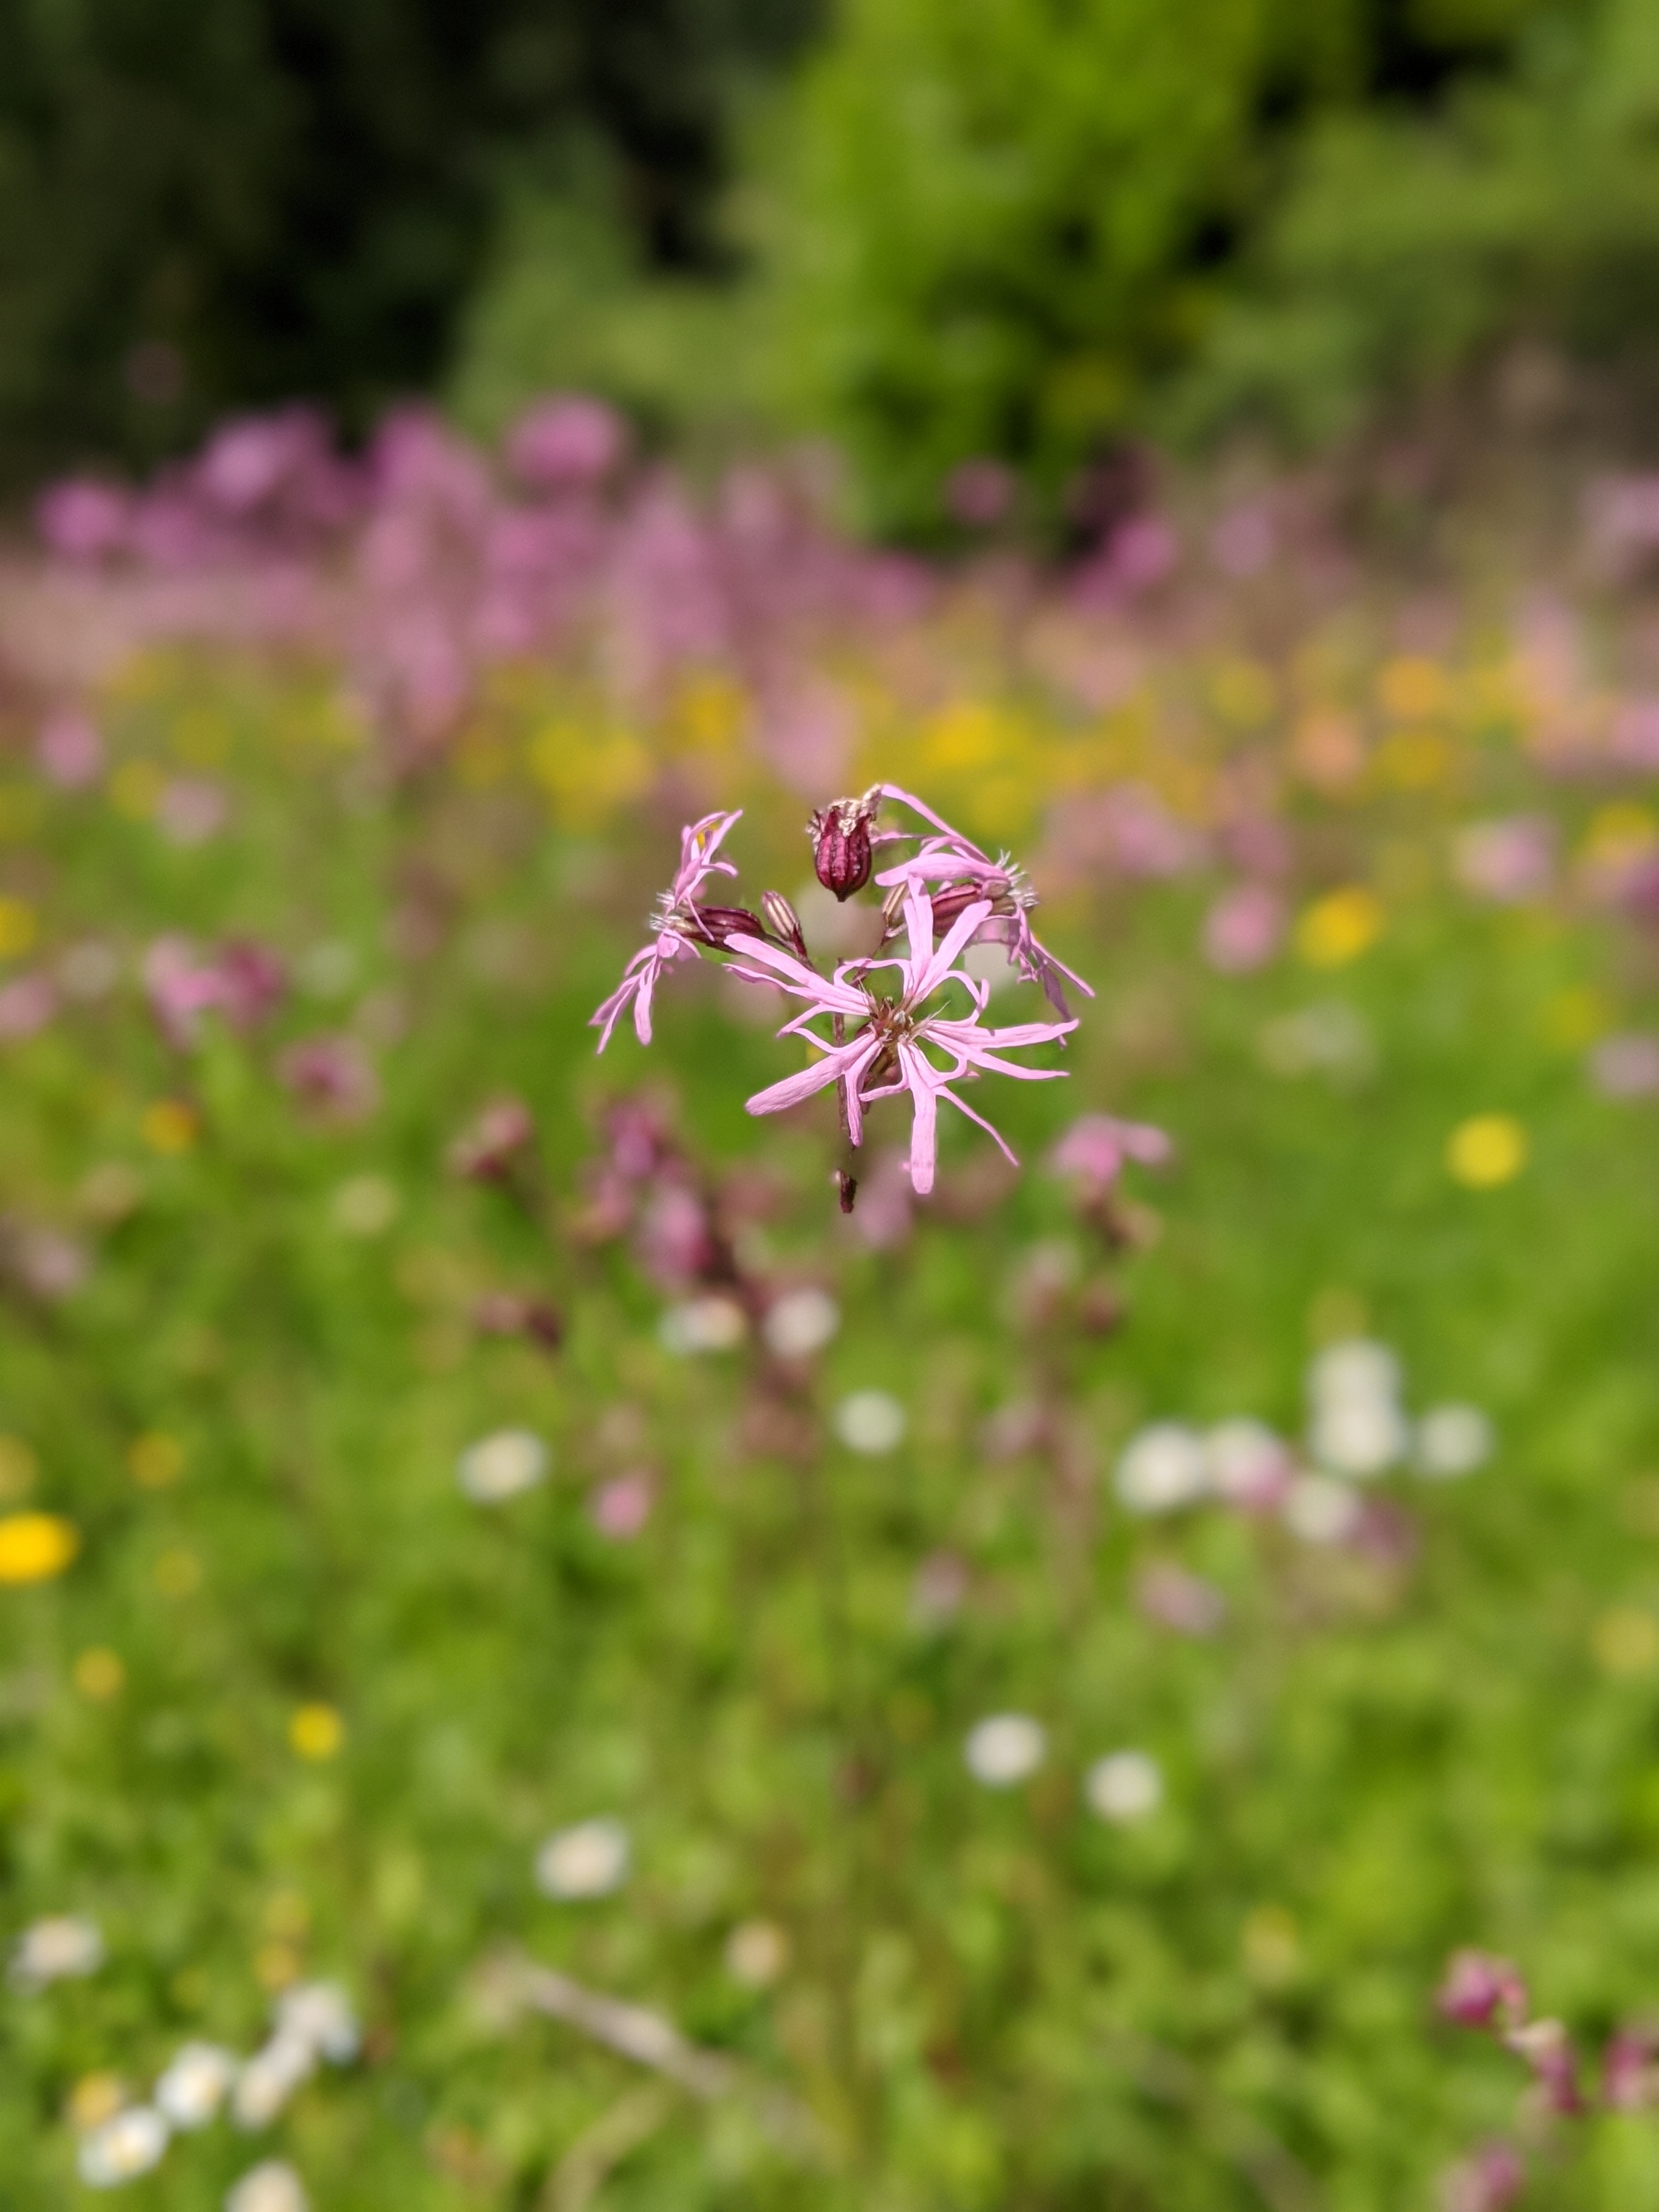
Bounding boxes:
1049 1113 1172 1197
727 886 1075 1193
591 810 742 1051
867 784 1094 1017
1437 1949 1527 2033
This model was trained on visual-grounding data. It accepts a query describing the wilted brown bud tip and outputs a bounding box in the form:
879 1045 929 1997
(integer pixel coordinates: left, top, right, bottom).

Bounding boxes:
809 793 878 901
760 890 809 959
685 904 766 948
834 1169 858 1214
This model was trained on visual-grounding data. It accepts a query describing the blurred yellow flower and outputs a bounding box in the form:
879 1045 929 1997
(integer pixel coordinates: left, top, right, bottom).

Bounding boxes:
142 1099 198 1155
128 1432 184 1489
67 2072 126 2132
1447 1115 1528 1188
74 1647 125 1701
1209 659 1277 729
109 760 165 819
1296 887 1384 967
0 1512 79 1584
1581 801 1656 873
290 1702 343 1760
0 897 36 958
1378 656 1450 721
255 1940 303 1990
153 1547 202 1598
0 1435 38 1499
1594 1608 1659 1678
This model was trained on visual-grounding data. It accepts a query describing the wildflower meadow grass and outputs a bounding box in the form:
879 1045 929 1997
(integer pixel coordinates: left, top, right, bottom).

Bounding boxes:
3 407 1659 2207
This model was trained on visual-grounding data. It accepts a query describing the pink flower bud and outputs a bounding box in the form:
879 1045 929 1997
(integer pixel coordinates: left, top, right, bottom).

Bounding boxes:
1506 2018 1581 2114
808 794 878 901
1438 2140 1526 2212
1437 1949 1527 2031
448 1096 535 1181
1602 2025 1659 2109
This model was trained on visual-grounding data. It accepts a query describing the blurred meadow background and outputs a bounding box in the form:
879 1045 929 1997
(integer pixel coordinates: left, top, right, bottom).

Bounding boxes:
4 3 1659 2208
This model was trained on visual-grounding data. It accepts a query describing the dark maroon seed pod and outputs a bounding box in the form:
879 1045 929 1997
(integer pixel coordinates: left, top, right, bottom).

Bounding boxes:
686 904 766 947
809 800 874 901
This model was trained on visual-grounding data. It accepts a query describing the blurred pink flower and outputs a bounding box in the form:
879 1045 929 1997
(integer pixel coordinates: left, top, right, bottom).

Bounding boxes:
1136 1562 1227 1637
1049 1113 1172 1198
1590 1034 1659 1098
277 1034 379 1122
1610 697 1659 770
591 810 743 1050
732 887 1076 1195
0 974 57 1042
589 1471 656 1541
448 1096 535 1180
1602 2025 1659 2108
143 936 230 1048
1203 882 1284 972
1454 817 1555 904
35 710 104 789
1437 1949 1527 2032
1210 504 1276 578
1438 2141 1526 2212
507 397 628 492
157 777 229 846
36 478 131 560
1507 2018 1581 2115
635 1182 717 1289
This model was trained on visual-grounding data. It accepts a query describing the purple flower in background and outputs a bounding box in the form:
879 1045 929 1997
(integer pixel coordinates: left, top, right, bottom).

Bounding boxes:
35 710 104 790
731 887 1075 1194
1049 1113 1172 1198
1506 2018 1581 2116
156 777 229 847
36 478 131 561
144 936 231 1048
1203 882 1284 973
945 458 1015 529
507 398 628 492
277 1034 379 1122
0 974 57 1043
1589 1034 1659 1099
1601 2025 1659 2109
591 810 743 1050
589 1471 656 1541
448 1096 536 1180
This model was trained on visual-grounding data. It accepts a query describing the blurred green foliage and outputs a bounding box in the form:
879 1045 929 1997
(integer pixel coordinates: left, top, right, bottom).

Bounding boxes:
0 0 817 483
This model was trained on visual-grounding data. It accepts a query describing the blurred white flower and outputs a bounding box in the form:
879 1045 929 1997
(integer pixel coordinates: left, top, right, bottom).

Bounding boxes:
833 1390 906 1454
275 1980 360 2065
1085 1751 1164 1822
1284 1474 1363 1545
1415 1404 1494 1480
724 1918 790 1988
536 1818 631 1900
226 2159 310 2212
1307 1339 1401 1406
964 1714 1046 1787
761 1288 840 1359
9 1914 103 1990
1115 1423 1207 1514
78 2106 168 2186
231 2035 314 2130
330 1175 400 1237
154 2042 238 2129
658 1296 747 1354
1205 1418 1293 1507
1309 1397 1409 1479
456 1429 549 1504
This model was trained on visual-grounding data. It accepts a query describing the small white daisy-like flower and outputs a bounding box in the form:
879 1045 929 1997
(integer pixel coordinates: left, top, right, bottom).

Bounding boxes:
1085 1750 1164 1823
1414 1404 1493 1480
9 1914 103 1990
154 2042 239 2129
964 1713 1046 1787
724 1918 790 1988
231 2035 314 2130
1307 1339 1401 1407
456 1429 549 1504
225 2159 310 2212
1115 1423 1207 1514
1283 1474 1363 1545
78 2106 169 2187
761 1288 840 1359
833 1390 906 1454
1309 1397 1408 1479
275 1980 360 2065
658 1296 748 1354
535 1817 631 1900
